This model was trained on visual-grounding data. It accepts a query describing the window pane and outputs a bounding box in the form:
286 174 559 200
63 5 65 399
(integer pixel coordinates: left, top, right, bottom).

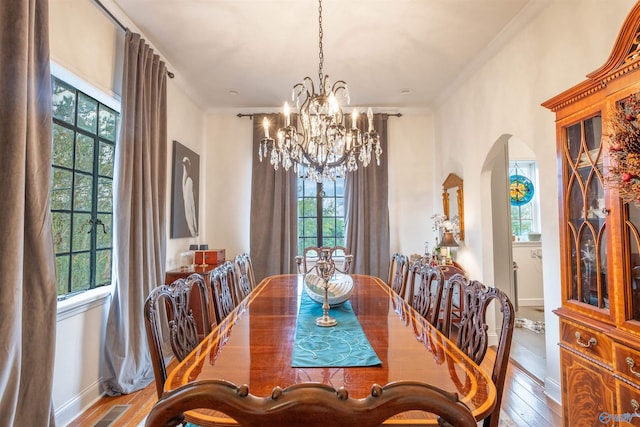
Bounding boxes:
75 134 95 173
302 198 316 216
52 78 76 124
335 218 345 238
52 124 74 168
303 179 317 196
52 212 71 253
322 180 336 197
97 213 112 249
72 213 92 251
322 217 336 237
324 237 336 247
95 249 111 286
336 197 344 217
51 168 73 210
97 177 112 211
322 197 337 216
77 92 98 133
519 203 532 219
302 217 317 238
99 142 114 177
98 105 117 141
56 255 70 295
73 173 93 211
71 253 91 293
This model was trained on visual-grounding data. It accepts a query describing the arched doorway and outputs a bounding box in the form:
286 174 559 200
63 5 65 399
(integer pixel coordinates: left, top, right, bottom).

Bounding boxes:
481 134 547 382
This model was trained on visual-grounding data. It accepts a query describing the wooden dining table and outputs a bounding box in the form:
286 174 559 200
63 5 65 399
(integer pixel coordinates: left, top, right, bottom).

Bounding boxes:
164 274 497 426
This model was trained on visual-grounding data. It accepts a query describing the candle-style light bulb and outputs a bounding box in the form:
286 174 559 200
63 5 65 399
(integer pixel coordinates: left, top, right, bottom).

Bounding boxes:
263 117 269 138
352 108 358 128
367 107 374 132
284 102 290 127
329 93 338 117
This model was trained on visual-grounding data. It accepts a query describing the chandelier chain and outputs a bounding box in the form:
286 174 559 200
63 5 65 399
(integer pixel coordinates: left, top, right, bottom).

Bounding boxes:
318 0 324 85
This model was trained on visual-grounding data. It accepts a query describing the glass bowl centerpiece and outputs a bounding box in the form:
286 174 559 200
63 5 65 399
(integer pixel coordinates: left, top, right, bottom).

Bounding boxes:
304 272 354 307
303 248 353 327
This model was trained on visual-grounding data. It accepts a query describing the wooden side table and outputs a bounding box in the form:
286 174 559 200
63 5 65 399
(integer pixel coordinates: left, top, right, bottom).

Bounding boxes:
165 264 221 285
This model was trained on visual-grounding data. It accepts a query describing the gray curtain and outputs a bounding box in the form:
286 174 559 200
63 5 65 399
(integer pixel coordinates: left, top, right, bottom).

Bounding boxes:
101 31 168 395
250 114 298 282
345 114 390 278
0 0 57 424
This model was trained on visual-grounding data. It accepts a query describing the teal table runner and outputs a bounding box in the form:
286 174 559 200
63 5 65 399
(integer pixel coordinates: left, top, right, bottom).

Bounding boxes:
291 289 382 367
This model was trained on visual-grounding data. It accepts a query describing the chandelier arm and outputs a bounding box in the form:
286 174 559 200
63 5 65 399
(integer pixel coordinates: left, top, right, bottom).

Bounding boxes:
330 80 348 94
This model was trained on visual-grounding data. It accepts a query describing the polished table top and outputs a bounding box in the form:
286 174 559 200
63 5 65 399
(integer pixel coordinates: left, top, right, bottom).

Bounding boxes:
165 274 496 425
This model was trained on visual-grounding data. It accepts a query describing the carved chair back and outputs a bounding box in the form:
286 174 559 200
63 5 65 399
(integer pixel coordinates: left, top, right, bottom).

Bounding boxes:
443 277 515 427
233 252 256 301
408 262 446 328
145 379 477 427
143 274 213 398
209 261 239 324
388 252 410 299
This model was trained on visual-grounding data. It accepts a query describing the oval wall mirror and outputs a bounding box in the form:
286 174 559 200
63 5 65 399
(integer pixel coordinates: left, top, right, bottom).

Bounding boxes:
442 173 464 241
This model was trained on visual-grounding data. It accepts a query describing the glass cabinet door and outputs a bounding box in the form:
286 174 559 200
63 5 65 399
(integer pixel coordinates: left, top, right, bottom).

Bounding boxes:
626 203 640 321
564 115 609 309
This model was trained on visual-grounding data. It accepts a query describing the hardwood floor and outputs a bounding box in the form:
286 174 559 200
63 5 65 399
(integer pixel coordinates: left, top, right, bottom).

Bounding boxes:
68 350 562 427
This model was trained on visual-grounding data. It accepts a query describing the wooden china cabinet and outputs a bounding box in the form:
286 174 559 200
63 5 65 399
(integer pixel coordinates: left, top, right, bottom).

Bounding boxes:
543 3 640 426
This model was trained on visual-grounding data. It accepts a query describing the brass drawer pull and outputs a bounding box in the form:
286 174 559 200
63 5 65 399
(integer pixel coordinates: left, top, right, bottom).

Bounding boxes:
626 357 640 378
575 331 597 348
632 399 639 413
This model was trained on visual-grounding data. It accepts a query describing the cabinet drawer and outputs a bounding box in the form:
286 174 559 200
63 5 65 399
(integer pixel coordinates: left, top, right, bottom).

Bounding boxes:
560 319 612 367
615 343 640 386
615 379 640 426
560 347 615 427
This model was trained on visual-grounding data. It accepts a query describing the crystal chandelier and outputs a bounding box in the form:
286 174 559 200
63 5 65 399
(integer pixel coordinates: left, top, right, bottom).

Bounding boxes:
259 0 382 182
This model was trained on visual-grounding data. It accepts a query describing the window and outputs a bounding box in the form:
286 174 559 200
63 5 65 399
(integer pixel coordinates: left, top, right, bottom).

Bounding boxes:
51 76 118 298
509 161 540 241
297 177 346 255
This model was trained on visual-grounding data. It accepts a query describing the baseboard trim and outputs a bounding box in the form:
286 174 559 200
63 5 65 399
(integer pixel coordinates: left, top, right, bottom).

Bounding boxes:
55 378 104 426
543 375 562 404
517 298 544 307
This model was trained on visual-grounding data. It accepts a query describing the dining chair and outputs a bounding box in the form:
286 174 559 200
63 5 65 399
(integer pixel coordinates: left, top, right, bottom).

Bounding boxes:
441 275 515 427
407 261 446 329
145 379 477 427
387 252 410 299
209 261 240 324
144 274 214 399
295 245 353 275
233 252 256 301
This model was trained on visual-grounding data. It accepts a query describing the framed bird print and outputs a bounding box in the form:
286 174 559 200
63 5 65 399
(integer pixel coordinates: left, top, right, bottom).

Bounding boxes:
171 140 200 238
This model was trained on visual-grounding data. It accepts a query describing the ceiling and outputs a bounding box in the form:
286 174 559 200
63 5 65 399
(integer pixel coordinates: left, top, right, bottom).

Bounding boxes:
111 0 540 112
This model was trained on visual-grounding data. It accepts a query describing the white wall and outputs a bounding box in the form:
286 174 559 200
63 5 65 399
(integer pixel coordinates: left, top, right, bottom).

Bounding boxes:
201 114 253 259
387 112 438 256
433 0 637 402
50 1 207 425
165 83 207 269
513 242 544 306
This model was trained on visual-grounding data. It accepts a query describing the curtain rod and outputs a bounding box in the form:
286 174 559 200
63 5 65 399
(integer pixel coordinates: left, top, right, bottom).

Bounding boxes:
237 112 402 119
92 0 175 79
